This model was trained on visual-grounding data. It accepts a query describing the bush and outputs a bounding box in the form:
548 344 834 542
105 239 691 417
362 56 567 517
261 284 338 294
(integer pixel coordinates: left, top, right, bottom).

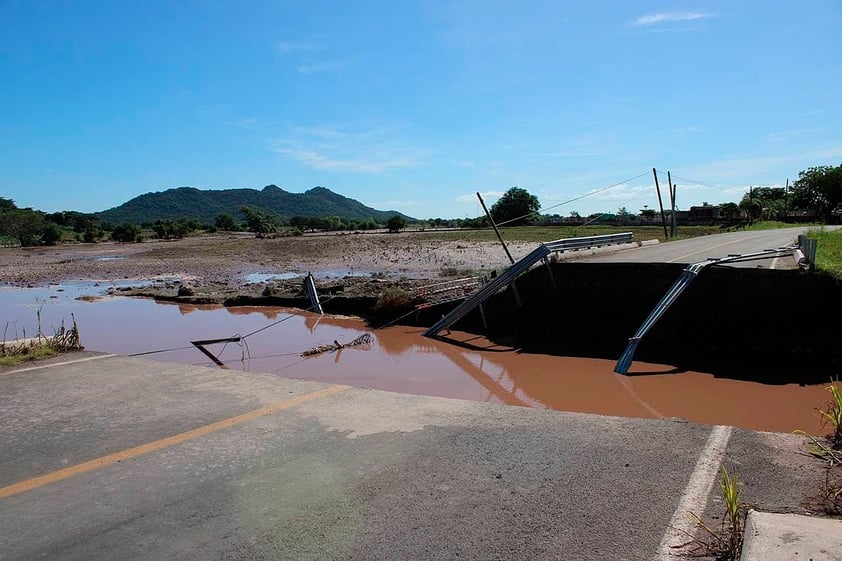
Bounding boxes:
374 287 414 314
111 222 141 242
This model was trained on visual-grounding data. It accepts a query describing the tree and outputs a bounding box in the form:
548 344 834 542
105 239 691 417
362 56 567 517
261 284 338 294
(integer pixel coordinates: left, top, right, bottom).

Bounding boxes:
790 164 842 221
739 198 762 224
240 205 280 237
111 222 141 242
0 208 48 246
386 215 407 233
490 187 540 226
719 202 740 220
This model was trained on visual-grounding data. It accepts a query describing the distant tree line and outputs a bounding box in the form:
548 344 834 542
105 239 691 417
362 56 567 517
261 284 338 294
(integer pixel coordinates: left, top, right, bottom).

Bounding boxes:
2 164 839 247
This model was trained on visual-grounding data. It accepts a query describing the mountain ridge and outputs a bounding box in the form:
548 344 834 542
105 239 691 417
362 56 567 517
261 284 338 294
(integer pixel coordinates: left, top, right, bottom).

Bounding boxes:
95 185 415 224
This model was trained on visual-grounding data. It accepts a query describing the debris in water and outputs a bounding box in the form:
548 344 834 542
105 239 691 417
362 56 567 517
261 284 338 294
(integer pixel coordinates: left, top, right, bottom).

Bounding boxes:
301 333 373 357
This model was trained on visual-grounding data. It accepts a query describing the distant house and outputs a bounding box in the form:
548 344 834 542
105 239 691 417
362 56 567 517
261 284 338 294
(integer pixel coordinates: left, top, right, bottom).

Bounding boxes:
688 205 721 220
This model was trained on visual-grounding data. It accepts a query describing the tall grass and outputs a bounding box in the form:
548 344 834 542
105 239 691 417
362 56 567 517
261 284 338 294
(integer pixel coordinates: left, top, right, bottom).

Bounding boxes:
809 227 842 278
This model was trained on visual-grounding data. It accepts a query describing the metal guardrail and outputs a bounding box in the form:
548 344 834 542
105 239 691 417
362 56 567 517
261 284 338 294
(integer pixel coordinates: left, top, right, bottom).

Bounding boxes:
304 273 323 314
544 232 634 252
796 234 817 272
614 245 800 374
423 233 634 337
423 244 550 336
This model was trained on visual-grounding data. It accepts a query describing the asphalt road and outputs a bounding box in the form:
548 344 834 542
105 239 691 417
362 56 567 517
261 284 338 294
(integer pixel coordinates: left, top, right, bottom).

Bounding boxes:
572 226 822 269
0 354 824 561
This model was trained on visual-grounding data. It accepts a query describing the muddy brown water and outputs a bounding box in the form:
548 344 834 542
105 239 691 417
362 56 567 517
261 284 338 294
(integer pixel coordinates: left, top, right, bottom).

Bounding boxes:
2 282 834 436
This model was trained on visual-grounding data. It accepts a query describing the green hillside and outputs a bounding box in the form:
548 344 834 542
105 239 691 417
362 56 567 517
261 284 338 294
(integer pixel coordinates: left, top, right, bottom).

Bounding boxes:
96 185 415 225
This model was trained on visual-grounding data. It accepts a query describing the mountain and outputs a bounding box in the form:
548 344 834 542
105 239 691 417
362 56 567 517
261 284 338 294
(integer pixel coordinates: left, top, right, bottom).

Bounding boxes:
96 185 415 225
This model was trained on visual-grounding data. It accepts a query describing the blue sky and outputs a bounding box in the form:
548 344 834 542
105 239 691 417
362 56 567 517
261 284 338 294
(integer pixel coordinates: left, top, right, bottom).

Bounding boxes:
1 1 841 220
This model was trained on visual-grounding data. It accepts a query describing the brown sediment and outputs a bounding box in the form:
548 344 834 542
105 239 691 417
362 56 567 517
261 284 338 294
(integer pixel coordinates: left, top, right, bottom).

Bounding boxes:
42 296 831 436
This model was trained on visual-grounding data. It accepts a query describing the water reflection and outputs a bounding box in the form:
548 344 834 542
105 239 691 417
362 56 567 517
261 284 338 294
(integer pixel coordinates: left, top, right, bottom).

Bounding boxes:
0 282 832 435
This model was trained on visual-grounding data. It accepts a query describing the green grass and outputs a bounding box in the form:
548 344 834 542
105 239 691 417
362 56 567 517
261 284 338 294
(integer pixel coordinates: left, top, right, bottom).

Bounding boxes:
420 224 727 244
0 345 57 367
808 227 842 278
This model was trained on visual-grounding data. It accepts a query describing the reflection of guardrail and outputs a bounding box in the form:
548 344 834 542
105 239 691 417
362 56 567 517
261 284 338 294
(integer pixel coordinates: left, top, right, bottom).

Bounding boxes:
424 233 634 337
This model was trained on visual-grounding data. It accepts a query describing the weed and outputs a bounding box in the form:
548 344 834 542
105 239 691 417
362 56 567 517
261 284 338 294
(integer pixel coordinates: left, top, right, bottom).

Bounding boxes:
0 312 82 366
818 467 842 515
673 464 745 561
793 380 842 464
373 287 414 315
793 380 842 515
818 382 842 449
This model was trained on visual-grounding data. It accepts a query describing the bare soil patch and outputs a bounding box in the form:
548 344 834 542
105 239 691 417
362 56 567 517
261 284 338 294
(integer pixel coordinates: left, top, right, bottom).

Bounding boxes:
0 231 534 303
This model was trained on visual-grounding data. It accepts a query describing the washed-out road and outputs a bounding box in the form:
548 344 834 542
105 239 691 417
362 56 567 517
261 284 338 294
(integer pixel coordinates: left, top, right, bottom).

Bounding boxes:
0 353 823 561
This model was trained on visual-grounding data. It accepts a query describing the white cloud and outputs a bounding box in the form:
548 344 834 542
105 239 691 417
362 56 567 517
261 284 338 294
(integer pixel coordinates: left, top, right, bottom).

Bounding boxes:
584 183 652 202
272 125 424 174
545 150 606 158
365 200 417 209
633 11 713 26
274 147 419 173
297 60 347 74
276 41 318 54
232 117 257 128
456 190 504 203
766 128 825 143
672 126 705 134
290 126 347 139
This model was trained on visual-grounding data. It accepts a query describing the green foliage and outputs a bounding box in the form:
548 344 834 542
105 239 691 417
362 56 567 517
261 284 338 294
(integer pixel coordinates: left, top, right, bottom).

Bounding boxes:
386 215 407 233
678 464 744 560
490 187 541 226
41 222 62 245
97 185 415 225
0 312 82 366
790 164 842 220
809 227 842 278
111 222 141 242
719 465 743 548
373 287 414 315
152 219 192 239
818 382 842 449
739 187 788 221
240 205 281 237
0 208 48 246
214 213 239 231
0 197 16 212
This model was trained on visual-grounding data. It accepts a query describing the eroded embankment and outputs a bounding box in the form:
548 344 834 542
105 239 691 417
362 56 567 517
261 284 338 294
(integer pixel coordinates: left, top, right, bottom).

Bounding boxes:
410 263 842 385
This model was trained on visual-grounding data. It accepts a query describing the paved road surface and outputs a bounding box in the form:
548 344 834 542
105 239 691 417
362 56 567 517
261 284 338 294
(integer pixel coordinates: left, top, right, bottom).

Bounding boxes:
0 354 824 561
572 226 822 269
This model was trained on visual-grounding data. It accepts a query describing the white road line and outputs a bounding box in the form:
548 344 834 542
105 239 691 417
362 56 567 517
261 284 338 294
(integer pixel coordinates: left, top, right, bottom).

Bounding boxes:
656 424 734 560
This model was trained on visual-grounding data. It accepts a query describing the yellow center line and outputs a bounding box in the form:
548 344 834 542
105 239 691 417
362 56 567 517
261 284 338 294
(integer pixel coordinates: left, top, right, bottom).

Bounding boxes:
0 384 350 500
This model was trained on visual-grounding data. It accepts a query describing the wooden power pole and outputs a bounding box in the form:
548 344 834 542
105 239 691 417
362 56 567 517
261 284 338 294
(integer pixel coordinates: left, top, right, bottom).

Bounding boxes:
653 168 669 239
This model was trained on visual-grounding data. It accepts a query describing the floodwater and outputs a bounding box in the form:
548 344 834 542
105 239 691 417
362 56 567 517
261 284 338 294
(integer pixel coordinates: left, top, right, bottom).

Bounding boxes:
1 282 834 436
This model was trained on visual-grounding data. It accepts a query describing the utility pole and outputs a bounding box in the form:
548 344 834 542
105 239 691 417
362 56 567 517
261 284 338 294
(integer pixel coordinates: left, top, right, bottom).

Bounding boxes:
653 168 669 239
476 192 514 264
667 171 677 238
783 178 789 220
476 192 521 307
